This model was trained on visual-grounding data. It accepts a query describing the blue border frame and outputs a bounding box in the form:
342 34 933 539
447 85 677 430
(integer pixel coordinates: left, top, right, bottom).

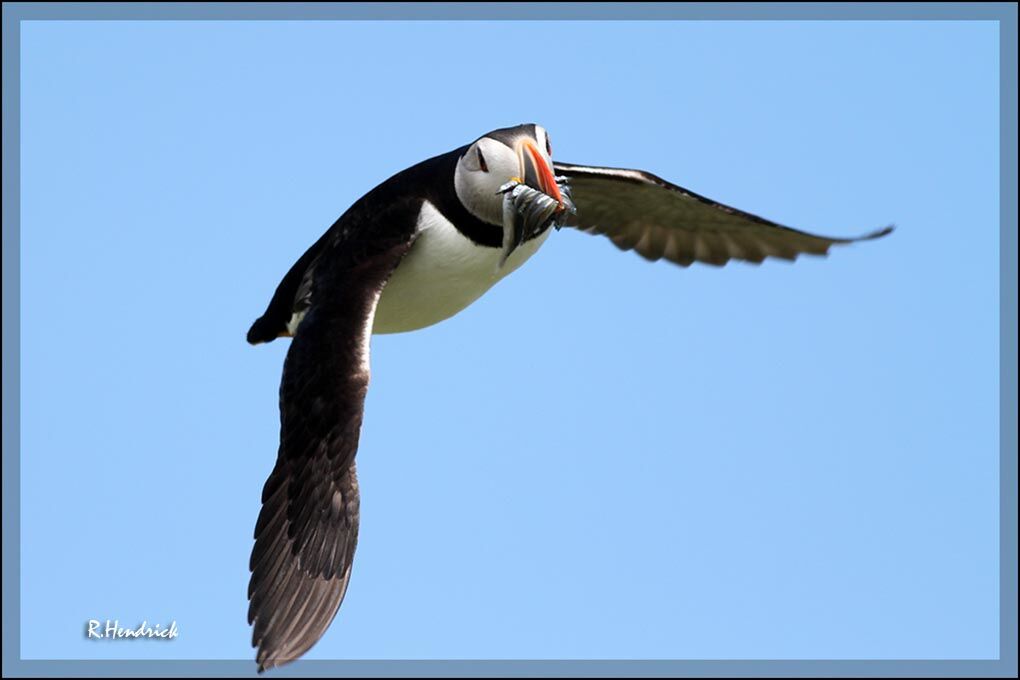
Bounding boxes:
3 3 1016 677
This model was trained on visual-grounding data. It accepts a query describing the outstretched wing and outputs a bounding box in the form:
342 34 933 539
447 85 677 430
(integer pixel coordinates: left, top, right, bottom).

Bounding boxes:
554 162 892 266
248 200 419 671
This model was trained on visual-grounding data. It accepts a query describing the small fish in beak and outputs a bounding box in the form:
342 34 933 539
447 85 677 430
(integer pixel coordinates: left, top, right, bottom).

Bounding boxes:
496 177 576 268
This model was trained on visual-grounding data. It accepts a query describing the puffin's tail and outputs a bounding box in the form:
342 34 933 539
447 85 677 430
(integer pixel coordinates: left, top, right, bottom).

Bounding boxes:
246 315 281 345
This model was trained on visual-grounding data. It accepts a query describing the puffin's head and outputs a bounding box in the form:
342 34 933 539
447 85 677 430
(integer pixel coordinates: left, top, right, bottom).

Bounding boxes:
454 124 566 223
454 124 573 264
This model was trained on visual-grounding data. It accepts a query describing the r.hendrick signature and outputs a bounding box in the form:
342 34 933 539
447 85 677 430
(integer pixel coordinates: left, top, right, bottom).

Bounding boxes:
86 619 179 640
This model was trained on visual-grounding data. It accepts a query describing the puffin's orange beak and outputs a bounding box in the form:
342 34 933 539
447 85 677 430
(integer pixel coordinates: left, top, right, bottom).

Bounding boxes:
521 141 564 208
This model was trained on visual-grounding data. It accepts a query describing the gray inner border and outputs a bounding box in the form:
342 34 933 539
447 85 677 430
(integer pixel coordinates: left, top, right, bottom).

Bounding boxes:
2 2 1016 678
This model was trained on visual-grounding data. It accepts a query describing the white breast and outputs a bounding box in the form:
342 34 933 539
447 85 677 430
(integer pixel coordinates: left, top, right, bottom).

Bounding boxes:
372 200 551 334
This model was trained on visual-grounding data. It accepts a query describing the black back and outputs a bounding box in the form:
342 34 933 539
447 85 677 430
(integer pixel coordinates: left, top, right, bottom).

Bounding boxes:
247 144 503 344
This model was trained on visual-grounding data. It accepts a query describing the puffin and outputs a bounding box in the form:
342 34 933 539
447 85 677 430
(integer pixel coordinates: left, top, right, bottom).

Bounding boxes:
245 123 891 670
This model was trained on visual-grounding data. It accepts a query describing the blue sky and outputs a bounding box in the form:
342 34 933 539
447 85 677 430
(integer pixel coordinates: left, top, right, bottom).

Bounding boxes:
20 20 999 663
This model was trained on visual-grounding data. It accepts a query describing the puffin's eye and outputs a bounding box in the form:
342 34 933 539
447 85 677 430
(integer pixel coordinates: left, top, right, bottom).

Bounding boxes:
545 135 552 156
477 148 488 173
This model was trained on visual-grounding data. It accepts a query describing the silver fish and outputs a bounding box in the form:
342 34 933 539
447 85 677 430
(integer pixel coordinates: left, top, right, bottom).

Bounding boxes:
496 179 576 267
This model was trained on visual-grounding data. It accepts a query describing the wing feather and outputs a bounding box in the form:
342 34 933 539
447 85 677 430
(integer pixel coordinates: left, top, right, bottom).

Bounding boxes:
554 162 892 267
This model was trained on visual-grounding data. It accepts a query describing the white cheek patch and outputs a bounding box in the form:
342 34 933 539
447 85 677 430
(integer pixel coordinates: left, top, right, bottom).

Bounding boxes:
454 141 523 226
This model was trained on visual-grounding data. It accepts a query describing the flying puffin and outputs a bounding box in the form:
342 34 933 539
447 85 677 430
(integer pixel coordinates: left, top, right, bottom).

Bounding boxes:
245 123 891 670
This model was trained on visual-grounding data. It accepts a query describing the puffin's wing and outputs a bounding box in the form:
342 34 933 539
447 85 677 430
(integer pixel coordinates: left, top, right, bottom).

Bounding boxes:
247 211 417 671
554 162 892 266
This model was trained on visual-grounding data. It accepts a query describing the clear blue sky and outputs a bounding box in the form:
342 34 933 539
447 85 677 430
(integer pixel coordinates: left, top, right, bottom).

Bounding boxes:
20 20 999 663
